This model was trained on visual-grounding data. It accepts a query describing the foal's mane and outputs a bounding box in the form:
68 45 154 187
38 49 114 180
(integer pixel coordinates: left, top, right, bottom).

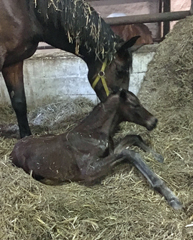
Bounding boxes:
75 93 120 131
30 0 120 61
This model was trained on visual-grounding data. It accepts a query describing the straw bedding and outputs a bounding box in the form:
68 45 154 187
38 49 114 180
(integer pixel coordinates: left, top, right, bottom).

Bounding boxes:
1 16 193 239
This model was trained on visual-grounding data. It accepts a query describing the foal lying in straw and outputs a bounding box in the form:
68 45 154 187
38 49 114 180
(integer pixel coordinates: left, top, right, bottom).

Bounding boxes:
10 90 182 210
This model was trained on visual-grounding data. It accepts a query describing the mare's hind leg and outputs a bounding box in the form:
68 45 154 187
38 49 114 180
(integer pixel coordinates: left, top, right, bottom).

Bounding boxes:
2 61 31 138
121 149 182 210
115 135 164 163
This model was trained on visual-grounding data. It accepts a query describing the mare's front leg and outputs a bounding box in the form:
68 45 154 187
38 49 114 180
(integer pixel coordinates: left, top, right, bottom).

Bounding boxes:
2 61 31 138
115 135 164 163
121 149 182 210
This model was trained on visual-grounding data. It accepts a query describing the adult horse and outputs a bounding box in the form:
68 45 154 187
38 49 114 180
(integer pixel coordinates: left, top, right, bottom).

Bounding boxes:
11 89 182 210
107 13 153 45
0 0 139 138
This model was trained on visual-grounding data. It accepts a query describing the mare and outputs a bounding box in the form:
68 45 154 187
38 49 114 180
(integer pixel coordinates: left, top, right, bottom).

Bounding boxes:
0 0 139 138
11 89 182 210
107 13 153 45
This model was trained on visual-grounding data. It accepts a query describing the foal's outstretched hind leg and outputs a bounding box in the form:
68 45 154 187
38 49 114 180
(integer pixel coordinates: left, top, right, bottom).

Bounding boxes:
2 61 31 138
115 135 164 163
121 149 182 210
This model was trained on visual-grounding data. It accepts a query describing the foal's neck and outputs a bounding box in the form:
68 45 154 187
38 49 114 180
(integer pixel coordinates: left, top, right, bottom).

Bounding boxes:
73 95 120 137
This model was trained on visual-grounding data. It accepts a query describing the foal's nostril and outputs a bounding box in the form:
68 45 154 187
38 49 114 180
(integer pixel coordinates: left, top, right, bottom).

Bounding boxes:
147 117 158 131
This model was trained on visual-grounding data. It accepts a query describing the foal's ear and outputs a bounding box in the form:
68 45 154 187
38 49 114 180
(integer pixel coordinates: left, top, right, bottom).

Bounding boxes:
116 36 140 54
119 89 127 102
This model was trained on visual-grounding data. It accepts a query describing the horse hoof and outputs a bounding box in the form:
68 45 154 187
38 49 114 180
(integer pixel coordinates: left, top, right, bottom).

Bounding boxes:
154 153 164 163
169 198 183 210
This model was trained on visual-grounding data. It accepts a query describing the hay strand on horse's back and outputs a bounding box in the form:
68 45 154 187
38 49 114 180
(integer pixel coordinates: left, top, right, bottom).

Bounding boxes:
32 0 118 61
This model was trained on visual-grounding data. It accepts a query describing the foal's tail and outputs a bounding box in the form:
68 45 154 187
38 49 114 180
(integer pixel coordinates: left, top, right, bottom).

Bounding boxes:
10 139 30 173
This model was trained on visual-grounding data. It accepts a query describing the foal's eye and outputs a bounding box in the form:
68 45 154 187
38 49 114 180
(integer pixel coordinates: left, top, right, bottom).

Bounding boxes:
132 104 140 109
128 101 140 108
135 104 141 109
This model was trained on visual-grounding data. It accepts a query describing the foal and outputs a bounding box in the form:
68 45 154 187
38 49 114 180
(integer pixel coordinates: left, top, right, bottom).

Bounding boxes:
10 90 182 210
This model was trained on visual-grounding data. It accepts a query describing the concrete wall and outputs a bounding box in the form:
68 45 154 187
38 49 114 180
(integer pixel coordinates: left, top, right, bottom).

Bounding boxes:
130 44 157 95
0 45 158 108
0 51 95 107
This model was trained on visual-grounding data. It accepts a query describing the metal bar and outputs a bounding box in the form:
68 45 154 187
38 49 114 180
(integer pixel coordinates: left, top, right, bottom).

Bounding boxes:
104 11 189 25
163 0 171 37
88 0 148 6
190 0 193 15
158 0 162 39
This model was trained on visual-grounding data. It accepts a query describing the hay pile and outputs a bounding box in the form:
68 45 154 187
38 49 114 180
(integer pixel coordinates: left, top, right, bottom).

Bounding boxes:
1 15 193 239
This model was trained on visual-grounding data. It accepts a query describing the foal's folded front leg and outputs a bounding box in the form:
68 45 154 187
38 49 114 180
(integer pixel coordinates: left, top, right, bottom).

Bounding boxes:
79 153 125 185
114 134 164 163
121 149 182 210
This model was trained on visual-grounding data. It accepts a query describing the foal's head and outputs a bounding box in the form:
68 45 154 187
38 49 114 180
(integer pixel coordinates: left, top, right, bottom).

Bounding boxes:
117 90 157 131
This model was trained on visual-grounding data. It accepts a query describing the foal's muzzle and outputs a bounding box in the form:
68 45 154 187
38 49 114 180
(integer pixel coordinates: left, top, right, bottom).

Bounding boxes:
146 117 158 131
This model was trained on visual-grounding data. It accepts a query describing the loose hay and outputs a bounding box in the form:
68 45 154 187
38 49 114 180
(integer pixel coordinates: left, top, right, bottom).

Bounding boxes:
2 15 193 239
28 97 94 134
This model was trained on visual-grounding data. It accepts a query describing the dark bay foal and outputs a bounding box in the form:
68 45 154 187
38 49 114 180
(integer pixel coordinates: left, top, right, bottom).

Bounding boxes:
10 90 182 210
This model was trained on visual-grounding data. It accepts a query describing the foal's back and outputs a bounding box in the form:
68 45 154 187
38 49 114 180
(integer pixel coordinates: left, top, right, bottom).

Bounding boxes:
11 133 83 183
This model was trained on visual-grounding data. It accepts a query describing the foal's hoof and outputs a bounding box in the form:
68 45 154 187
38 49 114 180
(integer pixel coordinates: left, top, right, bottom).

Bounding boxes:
169 198 183 210
153 152 164 163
